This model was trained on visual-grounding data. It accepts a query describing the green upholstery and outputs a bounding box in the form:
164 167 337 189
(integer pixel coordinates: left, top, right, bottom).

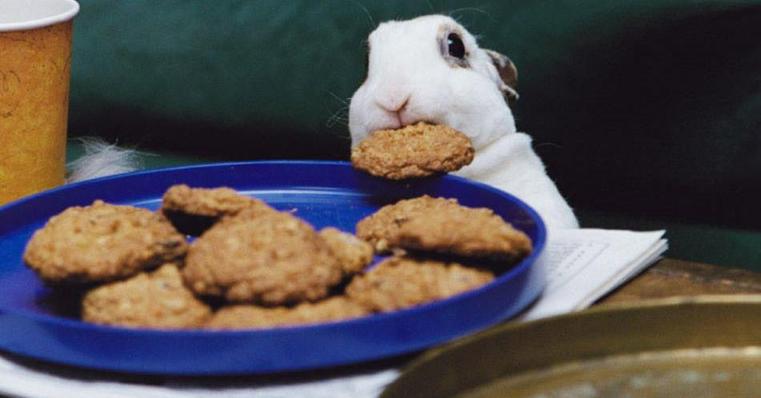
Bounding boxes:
67 1 761 269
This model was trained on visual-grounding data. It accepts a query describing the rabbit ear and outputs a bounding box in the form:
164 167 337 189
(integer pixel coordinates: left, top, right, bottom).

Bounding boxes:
485 49 519 102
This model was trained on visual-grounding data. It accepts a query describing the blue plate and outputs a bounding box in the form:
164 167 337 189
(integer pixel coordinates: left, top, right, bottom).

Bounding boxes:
0 161 545 375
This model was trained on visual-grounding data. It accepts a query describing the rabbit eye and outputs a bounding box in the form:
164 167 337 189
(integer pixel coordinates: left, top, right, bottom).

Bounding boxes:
447 33 466 59
440 31 468 67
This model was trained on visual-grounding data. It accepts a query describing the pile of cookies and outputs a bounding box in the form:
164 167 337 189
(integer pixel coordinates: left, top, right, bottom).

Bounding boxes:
22 184 531 331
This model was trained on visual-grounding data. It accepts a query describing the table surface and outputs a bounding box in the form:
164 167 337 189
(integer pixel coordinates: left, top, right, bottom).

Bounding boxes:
598 257 761 305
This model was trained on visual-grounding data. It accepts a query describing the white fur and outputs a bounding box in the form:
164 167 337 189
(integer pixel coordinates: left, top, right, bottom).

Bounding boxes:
349 15 579 229
67 138 140 182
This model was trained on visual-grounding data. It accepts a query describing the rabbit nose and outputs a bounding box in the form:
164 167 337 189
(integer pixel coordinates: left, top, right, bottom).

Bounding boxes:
374 91 411 114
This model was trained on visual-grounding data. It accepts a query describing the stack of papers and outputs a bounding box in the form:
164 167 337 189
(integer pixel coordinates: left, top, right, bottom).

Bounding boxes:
0 229 667 398
521 228 667 320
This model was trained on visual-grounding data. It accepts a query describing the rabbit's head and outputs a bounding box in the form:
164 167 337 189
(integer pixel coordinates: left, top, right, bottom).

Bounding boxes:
349 15 519 150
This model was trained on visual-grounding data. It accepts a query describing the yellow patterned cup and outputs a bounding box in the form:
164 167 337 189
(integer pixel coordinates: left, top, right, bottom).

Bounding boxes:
0 0 79 205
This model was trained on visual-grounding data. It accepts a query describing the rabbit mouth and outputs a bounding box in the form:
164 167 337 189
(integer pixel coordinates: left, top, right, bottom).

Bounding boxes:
391 111 419 129
402 119 437 128
389 119 438 131
373 113 436 132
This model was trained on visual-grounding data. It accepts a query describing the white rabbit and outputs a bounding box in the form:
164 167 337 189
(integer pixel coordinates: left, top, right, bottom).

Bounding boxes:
349 14 579 229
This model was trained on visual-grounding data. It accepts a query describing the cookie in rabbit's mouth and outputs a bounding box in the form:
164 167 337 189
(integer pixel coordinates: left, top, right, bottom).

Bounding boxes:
350 122 474 180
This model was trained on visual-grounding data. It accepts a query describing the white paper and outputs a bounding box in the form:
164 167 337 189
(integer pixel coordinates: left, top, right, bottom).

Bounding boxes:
519 229 667 320
0 229 667 398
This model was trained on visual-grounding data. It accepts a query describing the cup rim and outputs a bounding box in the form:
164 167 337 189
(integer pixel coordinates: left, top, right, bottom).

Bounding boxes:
0 0 79 32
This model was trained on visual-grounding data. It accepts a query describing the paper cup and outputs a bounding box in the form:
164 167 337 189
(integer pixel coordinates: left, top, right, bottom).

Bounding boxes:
0 0 79 205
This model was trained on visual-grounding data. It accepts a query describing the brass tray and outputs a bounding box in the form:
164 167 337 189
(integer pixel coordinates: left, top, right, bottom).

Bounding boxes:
382 296 761 398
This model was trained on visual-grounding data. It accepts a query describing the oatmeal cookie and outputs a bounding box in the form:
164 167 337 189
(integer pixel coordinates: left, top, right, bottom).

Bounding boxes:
393 204 532 261
355 195 531 261
206 297 368 330
182 209 343 305
351 122 474 180
82 264 211 329
346 256 495 312
160 184 275 235
319 227 374 275
23 200 188 285
355 195 461 252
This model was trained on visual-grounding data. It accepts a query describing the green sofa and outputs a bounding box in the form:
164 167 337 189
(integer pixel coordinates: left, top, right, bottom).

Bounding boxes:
66 0 761 270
